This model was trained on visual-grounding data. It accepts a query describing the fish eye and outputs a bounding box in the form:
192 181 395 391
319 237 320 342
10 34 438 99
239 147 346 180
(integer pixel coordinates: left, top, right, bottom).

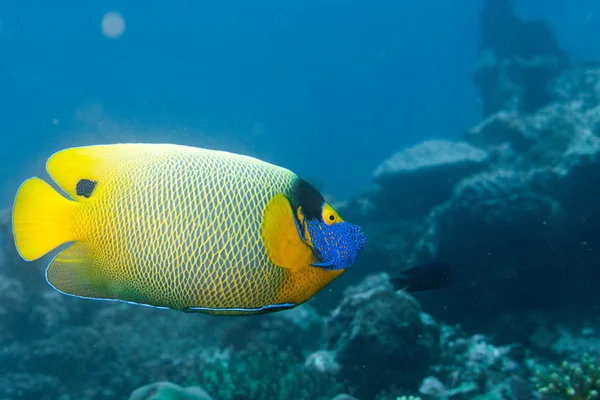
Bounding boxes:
322 202 343 225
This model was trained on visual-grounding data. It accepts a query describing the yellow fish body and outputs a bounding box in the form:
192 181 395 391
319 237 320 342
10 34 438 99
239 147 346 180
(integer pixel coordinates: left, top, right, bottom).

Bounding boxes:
12 144 366 315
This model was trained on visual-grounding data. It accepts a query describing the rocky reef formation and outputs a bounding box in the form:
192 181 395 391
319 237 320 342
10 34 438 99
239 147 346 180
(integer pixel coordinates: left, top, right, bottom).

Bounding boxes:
322 273 439 399
473 0 570 116
128 382 213 400
335 0 600 343
0 200 437 399
0 220 541 400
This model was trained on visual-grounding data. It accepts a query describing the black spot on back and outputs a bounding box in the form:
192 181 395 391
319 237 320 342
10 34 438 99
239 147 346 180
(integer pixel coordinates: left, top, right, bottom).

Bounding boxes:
76 179 97 198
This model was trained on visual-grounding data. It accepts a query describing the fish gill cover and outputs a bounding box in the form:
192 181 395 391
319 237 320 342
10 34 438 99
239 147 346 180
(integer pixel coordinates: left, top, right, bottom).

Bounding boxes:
1 0 600 399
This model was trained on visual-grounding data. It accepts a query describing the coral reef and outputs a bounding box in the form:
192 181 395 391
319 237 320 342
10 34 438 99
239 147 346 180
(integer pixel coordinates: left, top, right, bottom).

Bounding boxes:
190 344 344 400
323 273 439 399
333 0 600 341
416 60 600 332
532 354 600 400
128 382 213 400
473 0 569 116
421 324 530 400
371 140 489 221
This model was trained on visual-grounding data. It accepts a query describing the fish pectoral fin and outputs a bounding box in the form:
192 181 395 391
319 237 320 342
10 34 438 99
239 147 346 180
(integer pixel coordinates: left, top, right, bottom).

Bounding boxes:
310 260 336 269
262 193 315 270
46 241 148 305
46 143 172 201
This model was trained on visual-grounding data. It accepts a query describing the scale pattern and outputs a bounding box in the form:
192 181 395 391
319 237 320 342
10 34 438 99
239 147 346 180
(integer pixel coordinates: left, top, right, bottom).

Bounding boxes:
307 220 367 270
46 145 327 312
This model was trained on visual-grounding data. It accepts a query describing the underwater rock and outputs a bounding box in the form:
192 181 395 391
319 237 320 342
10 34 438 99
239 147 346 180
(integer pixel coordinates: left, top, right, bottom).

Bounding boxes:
529 321 600 362
324 273 440 399
219 303 326 355
193 344 345 400
422 169 560 239
0 209 19 265
0 302 236 400
0 208 74 346
0 373 62 400
128 381 213 400
550 67 600 110
0 326 130 399
543 127 600 218
465 111 527 151
419 376 451 398
422 324 529 400
549 330 600 361
370 140 489 221
466 94 599 169
330 395 360 400
407 168 563 327
393 66 600 334
373 140 489 178
0 272 27 343
88 306 232 393
304 350 341 376
406 69 600 329
473 0 569 116
0 212 32 344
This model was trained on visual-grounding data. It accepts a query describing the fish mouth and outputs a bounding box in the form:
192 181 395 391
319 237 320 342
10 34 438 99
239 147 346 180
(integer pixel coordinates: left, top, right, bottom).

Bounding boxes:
337 223 366 267
305 220 366 270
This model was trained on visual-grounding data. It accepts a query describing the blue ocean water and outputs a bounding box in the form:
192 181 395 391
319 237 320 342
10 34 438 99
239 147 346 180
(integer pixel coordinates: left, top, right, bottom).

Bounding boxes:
0 0 486 204
2 1 600 399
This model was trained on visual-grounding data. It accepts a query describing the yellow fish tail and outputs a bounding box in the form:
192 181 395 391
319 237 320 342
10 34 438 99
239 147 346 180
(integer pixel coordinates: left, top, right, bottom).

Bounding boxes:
12 177 79 261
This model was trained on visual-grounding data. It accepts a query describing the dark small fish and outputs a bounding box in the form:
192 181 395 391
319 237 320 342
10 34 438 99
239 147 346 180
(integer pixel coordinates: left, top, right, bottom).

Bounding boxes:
390 262 457 293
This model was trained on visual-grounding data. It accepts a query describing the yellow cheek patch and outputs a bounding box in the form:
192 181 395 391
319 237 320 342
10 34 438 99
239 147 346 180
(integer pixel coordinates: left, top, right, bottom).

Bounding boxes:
322 202 344 225
296 206 313 246
296 206 304 225
262 194 315 270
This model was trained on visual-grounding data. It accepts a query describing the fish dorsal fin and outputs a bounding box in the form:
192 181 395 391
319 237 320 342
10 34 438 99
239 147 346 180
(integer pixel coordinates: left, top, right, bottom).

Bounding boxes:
46 144 176 201
262 193 315 270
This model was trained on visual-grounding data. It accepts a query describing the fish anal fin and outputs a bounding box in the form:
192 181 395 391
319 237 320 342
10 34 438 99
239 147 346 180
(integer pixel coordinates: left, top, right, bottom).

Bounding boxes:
262 193 314 270
46 242 149 305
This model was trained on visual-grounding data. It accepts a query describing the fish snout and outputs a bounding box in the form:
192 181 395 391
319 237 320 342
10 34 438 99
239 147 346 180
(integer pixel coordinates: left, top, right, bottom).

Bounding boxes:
340 223 366 268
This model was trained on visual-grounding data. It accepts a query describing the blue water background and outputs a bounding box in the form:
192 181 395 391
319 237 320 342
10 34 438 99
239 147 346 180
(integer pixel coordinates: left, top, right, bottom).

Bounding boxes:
0 0 599 205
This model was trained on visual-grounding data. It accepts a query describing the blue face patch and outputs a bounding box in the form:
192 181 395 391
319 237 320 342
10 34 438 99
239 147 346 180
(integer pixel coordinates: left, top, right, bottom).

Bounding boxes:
305 220 366 270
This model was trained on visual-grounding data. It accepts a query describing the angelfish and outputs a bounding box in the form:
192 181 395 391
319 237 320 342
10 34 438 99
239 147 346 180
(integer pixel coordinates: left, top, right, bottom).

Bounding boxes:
12 143 366 315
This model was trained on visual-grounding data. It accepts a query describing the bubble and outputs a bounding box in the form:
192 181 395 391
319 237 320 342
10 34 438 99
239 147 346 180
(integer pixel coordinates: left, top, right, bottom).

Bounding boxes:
101 12 125 39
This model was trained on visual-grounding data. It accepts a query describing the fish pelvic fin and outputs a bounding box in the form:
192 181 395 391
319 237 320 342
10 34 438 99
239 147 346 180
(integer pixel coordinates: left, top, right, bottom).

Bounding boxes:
12 177 79 261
